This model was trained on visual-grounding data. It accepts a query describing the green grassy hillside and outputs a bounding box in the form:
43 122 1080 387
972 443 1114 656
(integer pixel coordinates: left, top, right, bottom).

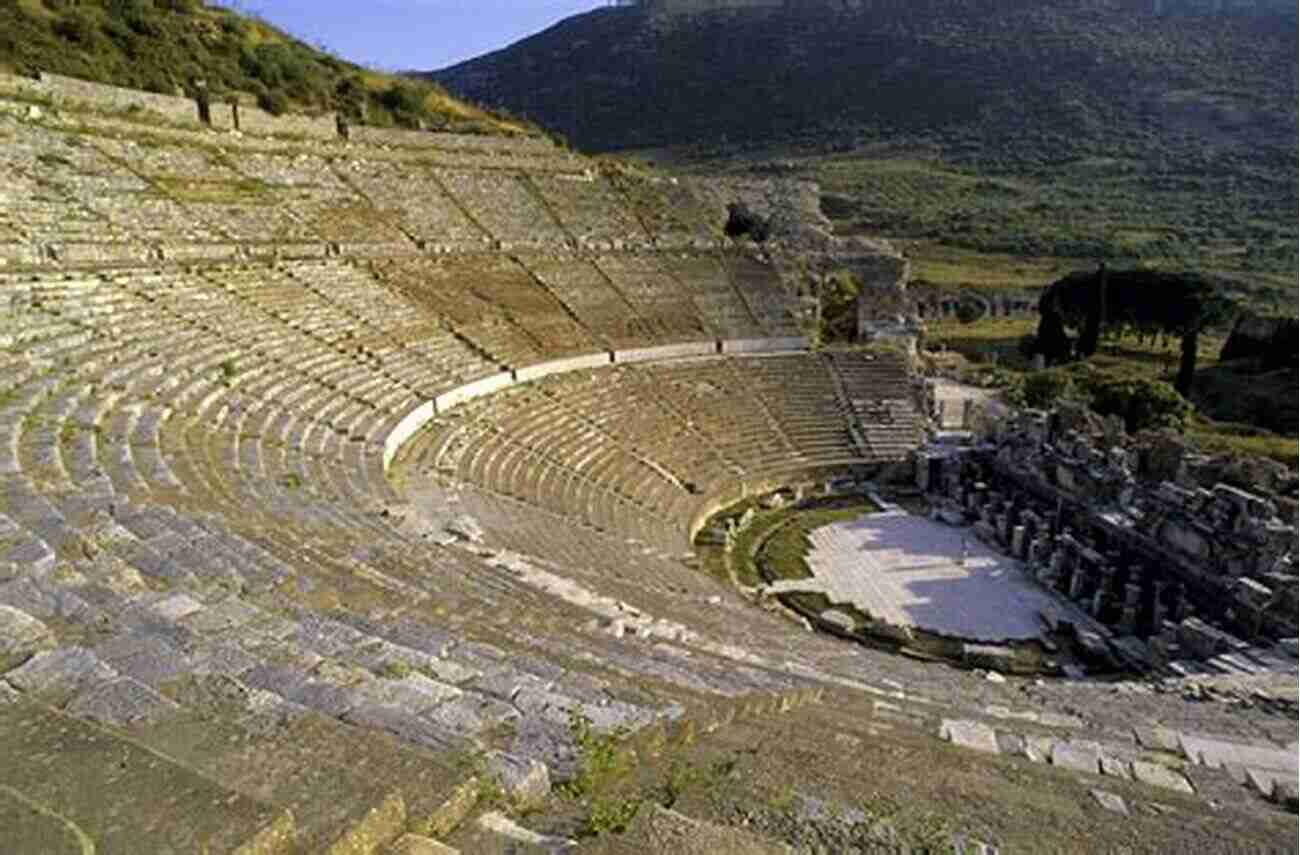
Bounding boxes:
429 1 1298 297
0 0 536 135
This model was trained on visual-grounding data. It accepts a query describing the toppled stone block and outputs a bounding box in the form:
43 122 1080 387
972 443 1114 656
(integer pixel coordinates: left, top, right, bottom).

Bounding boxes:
5 647 118 703
1133 726 1180 753
485 750 551 811
476 811 575 852
1246 767 1294 801
1090 789 1128 815
0 605 54 671
1275 780 1299 813
1130 760 1194 795
1100 755 1132 780
384 835 459 855
1051 741 1101 774
940 719 1000 754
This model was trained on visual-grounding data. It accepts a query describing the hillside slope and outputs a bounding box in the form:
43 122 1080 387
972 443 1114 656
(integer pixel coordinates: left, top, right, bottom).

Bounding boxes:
428 2 1295 164
0 0 534 135
426 1 1298 284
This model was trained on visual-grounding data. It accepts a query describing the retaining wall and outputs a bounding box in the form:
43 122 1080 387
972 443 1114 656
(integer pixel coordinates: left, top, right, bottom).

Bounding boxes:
720 337 810 354
514 352 612 383
234 105 338 140
347 127 550 151
613 342 717 364
384 401 435 472
433 372 514 413
38 73 200 125
686 462 879 545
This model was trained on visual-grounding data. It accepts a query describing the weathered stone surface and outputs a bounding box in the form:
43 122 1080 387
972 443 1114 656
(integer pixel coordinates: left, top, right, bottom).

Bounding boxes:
0 605 54 670
1052 741 1101 775
1130 760 1195 795
476 811 576 852
1090 789 1128 815
384 834 460 855
4 647 118 702
65 675 180 726
613 804 793 855
1100 755 1132 780
1179 733 1298 773
940 719 1000 754
485 751 551 810
1275 779 1299 812
1133 726 1181 753
1245 767 1293 800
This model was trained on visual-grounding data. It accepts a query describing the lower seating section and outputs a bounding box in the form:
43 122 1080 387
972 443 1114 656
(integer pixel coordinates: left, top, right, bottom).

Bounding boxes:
402 353 908 554
0 262 903 850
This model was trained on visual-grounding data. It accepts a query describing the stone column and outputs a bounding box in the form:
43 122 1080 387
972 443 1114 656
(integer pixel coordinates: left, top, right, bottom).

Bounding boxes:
1067 560 1086 600
1011 525 1027 559
1171 584 1189 622
1090 587 1107 619
1118 604 1139 635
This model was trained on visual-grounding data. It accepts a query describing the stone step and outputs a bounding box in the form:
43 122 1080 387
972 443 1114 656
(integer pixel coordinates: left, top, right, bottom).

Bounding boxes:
0 694 291 854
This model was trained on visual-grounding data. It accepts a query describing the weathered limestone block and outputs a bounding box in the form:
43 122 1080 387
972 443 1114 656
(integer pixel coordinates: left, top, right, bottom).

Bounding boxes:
940 719 1000 754
485 751 551 810
1090 789 1128 815
1052 741 1102 774
0 605 54 671
384 835 459 855
1130 760 1194 795
613 342 717 364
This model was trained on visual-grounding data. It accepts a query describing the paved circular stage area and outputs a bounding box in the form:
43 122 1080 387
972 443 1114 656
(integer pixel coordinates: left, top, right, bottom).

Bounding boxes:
802 510 1064 642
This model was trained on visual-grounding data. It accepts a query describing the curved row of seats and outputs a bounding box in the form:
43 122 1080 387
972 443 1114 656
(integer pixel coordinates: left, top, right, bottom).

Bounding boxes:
401 350 923 554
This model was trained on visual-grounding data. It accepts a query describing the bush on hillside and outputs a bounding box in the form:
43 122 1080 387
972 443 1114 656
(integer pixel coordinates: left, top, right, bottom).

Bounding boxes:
257 89 290 116
1021 370 1075 410
1087 377 1192 434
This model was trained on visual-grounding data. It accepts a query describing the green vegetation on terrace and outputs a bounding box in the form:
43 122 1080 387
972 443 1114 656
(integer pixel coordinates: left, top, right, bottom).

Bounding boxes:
0 0 537 135
725 496 880 589
925 315 1298 467
431 2 1298 302
672 152 1298 312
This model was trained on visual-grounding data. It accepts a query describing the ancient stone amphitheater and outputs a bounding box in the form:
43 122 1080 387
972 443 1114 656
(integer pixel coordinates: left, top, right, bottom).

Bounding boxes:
0 76 1295 854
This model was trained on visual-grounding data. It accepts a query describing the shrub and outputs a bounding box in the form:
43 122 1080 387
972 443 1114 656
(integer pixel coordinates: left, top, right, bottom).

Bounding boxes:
52 11 100 46
1088 376 1191 433
1022 369 1075 409
257 89 290 116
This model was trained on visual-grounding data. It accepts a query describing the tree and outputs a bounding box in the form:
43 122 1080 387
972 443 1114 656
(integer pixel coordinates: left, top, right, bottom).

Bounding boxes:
1035 268 1239 395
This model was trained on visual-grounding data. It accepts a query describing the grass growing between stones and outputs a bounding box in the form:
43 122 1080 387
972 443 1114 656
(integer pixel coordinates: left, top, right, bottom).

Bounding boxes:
728 496 881 589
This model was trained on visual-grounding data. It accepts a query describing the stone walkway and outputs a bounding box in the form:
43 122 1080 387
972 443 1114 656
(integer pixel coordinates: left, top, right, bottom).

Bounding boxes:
804 511 1060 641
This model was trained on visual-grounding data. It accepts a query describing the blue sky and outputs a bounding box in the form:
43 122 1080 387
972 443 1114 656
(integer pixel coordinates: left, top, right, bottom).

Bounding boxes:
214 1 607 72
